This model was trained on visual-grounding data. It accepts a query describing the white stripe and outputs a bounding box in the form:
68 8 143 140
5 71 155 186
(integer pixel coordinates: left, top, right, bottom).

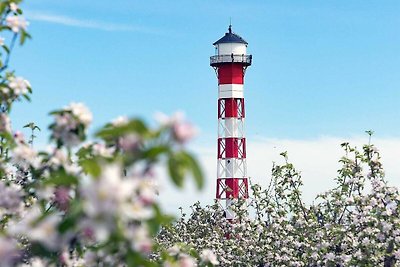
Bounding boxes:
225 118 239 137
217 43 247 55
217 158 247 178
218 84 244 98
218 118 245 138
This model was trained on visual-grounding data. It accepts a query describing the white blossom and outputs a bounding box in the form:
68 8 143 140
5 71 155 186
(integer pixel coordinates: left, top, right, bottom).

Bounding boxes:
200 249 219 265
381 221 392 233
127 226 152 254
81 164 153 221
92 143 114 157
0 113 11 133
112 115 129 126
173 120 197 144
394 249 400 260
9 207 62 250
66 102 93 126
6 16 28 32
167 245 180 256
0 237 20 266
8 76 30 96
154 111 197 143
386 201 397 216
325 252 335 262
9 2 18 12
51 103 92 147
11 143 38 169
0 181 22 214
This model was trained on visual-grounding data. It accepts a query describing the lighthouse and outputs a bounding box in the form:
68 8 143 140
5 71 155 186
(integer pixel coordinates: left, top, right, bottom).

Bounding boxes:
210 25 252 219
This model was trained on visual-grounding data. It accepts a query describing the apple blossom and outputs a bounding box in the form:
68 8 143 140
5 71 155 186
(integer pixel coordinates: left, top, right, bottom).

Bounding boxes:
200 249 219 265
0 236 20 266
0 112 11 133
66 102 93 126
9 2 18 12
8 76 30 96
11 143 38 169
6 15 28 33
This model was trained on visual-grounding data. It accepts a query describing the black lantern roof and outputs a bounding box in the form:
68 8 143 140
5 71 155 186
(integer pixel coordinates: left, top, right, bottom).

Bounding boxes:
213 25 248 45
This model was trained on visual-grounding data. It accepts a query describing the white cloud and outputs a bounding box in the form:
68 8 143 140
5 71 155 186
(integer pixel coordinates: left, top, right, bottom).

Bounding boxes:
159 136 400 215
26 11 156 33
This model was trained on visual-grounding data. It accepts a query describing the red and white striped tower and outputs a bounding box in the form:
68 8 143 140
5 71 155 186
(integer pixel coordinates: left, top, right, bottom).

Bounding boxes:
210 25 252 219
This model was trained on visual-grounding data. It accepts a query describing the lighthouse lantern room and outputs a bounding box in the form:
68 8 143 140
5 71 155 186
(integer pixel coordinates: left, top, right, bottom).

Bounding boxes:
210 25 252 219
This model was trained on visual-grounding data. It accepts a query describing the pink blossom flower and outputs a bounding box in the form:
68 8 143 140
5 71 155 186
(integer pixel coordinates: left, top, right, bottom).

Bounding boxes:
54 187 71 211
173 121 197 144
118 133 140 151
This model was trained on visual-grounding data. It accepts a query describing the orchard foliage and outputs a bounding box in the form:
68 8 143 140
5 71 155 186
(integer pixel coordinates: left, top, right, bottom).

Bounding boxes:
157 138 400 266
0 1 216 266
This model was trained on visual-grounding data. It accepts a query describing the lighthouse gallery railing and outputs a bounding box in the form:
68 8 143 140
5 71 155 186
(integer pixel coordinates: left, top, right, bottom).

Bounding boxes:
210 54 252 66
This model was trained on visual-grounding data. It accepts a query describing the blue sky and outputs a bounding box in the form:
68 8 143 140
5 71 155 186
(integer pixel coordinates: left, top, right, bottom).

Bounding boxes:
7 1 400 212
10 0 400 142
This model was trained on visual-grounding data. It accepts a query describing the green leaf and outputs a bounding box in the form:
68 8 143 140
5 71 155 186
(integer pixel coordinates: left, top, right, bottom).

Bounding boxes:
19 31 31 46
168 156 184 188
57 200 82 233
126 250 157 267
19 31 26 46
96 119 149 141
141 145 170 161
0 131 14 144
0 3 7 14
2 45 9 54
179 151 204 189
58 216 76 233
148 204 174 234
167 151 204 190
22 94 31 101
29 243 56 259
23 122 40 130
365 130 374 136
44 172 78 186
80 159 101 177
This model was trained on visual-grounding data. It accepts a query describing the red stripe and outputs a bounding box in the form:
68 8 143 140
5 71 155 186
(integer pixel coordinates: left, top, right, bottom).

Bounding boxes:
218 98 245 118
218 138 246 159
218 64 244 84
216 178 249 199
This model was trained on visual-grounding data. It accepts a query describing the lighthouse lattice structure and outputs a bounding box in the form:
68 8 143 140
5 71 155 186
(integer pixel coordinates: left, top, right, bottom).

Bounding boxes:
210 25 252 219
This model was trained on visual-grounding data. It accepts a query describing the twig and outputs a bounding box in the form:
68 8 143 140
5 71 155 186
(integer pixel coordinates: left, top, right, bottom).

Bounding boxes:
0 33 18 73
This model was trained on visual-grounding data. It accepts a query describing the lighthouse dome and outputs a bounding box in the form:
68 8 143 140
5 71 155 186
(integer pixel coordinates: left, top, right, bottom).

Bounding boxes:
213 25 248 45
213 25 248 56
